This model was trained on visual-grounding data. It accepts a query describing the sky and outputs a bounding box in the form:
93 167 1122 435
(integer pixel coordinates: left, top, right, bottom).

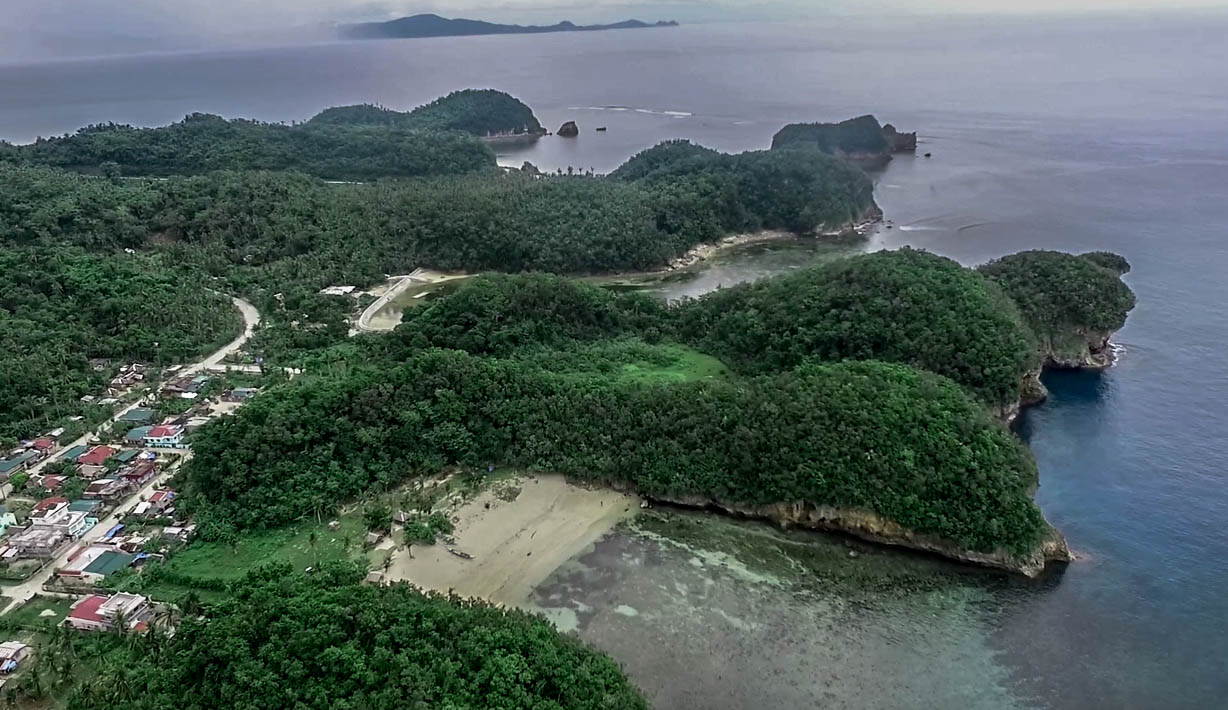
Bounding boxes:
3 0 1227 61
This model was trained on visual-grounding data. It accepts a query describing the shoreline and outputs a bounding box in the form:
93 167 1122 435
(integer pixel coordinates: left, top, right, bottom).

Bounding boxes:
617 488 1071 578
380 475 637 605
592 207 881 285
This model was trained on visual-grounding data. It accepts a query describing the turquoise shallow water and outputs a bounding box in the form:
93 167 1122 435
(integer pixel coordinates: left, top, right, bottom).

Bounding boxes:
3 12 1227 707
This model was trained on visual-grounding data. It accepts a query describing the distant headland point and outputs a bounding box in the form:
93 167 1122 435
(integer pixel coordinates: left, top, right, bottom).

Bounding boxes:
338 13 680 41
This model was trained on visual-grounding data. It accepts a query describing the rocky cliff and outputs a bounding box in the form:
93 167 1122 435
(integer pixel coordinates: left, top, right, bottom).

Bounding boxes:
771 115 917 166
883 123 917 152
630 490 1071 578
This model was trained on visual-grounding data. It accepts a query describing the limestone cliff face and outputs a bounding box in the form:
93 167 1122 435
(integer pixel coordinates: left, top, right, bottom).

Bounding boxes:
1043 329 1116 370
1002 369 1049 424
633 492 1071 577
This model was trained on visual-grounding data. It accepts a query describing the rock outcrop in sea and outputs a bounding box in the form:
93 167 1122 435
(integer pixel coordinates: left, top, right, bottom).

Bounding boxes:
883 123 917 152
557 121 580 137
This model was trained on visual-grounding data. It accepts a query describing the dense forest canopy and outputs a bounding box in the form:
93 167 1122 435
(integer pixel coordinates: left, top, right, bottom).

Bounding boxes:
2 115 496 181
979 250 1137 346
0 247 241 439
391 273 670 355
771 115 890 156
65 563 650 710
612 140 878 234
0 135 878 324
182 349 1044 554
675 249 1037 407
0 90 552 181
307 89 544 137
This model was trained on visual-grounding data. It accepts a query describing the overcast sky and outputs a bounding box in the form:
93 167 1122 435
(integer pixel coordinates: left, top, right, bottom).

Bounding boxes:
4 0 1226 61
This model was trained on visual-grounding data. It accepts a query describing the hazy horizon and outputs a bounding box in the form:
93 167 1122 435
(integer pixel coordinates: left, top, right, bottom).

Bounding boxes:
2 1 1226 63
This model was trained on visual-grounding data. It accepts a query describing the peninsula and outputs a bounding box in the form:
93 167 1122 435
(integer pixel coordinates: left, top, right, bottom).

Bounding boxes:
338 13 679 41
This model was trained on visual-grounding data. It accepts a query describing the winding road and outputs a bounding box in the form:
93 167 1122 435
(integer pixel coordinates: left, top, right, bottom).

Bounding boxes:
0 295 260 612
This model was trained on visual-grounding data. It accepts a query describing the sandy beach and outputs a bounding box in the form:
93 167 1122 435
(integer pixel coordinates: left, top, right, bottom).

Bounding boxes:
383 475 637 605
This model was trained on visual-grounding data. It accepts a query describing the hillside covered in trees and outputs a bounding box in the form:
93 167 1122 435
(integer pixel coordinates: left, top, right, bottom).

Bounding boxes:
979 250 1137 366
184 348 1046 556
0 247 241 439
0 132 878 315
674 248 1036 408
771 115 890 156
53 563 648 710
611 140 877 234
308 89 544 137
1 90 548 181
1 114 496 181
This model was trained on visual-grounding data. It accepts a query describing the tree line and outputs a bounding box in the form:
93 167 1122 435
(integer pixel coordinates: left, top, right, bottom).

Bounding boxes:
0 89 557 181
0 246 241 440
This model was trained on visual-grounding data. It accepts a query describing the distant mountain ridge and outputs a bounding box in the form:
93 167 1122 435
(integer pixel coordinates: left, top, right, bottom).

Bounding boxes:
338 13 679 41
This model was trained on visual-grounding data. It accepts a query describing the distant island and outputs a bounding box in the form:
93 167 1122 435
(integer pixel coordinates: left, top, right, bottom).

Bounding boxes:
338 13 679 41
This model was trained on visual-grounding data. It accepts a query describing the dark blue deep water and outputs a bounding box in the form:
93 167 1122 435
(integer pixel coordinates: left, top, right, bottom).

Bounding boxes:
2 13 1226 708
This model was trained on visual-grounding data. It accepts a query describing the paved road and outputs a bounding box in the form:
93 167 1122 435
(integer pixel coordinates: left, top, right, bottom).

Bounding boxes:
0 295 259 610
7 295 259 489
0 458 183 613
356 273 419 333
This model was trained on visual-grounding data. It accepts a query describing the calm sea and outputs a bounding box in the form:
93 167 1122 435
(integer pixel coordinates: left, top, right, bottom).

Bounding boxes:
3 13 1227 708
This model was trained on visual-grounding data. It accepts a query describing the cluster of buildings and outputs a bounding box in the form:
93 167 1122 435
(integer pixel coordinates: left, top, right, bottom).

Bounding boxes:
2 497 99 561
0 428 69 481
65 593 153 633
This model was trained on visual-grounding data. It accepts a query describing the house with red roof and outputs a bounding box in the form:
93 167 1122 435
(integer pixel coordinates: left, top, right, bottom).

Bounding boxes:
144 490 176 516
41 475 65 492
120 461 156 487
143 425 186 449
77 446 116 467
65 593 152 633
29 438 55 453
30 497 70 520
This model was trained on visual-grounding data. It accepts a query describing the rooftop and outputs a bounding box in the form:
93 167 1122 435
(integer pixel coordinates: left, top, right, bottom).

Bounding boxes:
112 449 140 463
83 550 137 577
0 451 39 474
118 408 155 423
67 595 108 623
78 446 116 466
125 426 154 442
62 445 89 461
147 425 182 439
33 497 70 513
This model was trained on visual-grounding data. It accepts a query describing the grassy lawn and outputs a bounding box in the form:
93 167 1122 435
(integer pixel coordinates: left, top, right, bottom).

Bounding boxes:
517 340 731 386
161 513 369 584
6 596 74 629
615 345 728 384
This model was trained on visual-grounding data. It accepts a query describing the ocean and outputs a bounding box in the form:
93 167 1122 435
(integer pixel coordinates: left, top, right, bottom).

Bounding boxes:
3 12 1227 708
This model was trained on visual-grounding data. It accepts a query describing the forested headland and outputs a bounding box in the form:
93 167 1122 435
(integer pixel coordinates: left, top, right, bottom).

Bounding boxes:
979 250 1137 367
0 130 878 370
307 89 545 137
0 89 553 181
177 253 1138 572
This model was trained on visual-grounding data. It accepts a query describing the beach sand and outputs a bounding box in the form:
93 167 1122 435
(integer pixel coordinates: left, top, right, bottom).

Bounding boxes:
383 475 637 605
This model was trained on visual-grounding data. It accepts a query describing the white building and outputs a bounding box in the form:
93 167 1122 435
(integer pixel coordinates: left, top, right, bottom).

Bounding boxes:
65 593 152 632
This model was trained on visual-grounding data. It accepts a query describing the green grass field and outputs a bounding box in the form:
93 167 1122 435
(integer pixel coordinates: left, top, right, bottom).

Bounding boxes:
614 345 729 384
130 510 386 602
6 596 74 628
514 339 730 386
